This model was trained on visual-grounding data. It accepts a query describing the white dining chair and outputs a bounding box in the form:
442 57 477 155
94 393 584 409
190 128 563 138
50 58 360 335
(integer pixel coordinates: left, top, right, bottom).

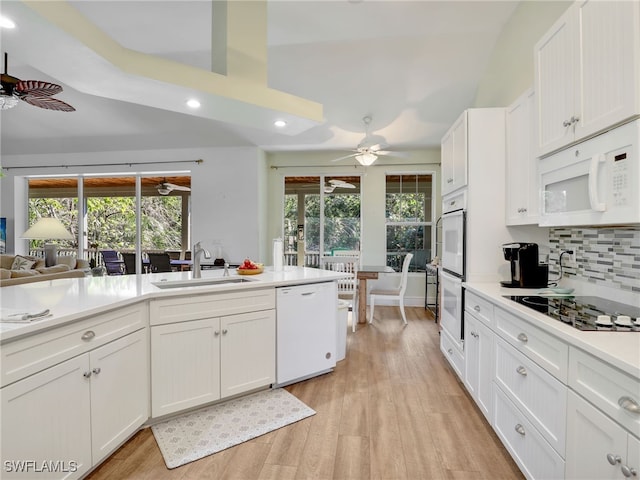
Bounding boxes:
320 256 359 331
369 253 413 326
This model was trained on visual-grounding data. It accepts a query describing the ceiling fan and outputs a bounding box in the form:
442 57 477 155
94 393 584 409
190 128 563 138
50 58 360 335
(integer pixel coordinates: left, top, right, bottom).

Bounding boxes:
331 115 407 166
324 179 356 193
0 53 75 112
156 178 191 195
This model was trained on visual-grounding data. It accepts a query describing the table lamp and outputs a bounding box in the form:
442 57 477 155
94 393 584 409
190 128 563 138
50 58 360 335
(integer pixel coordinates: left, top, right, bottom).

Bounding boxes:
21 217 74 267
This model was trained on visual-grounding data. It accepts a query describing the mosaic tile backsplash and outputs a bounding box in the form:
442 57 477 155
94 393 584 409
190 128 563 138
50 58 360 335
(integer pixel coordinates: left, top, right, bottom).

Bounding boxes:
548 227 640 293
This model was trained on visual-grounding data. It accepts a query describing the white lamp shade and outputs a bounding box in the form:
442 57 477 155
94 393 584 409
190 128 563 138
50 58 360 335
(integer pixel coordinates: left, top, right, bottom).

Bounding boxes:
21 218 74 240
355 152 377 166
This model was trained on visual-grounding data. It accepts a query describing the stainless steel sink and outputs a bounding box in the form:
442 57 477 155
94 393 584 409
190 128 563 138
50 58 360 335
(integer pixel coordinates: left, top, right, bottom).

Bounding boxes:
152 277 255 289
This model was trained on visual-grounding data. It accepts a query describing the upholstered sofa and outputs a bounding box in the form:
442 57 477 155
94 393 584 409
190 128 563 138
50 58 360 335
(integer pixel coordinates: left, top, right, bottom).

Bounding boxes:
0 254 90 287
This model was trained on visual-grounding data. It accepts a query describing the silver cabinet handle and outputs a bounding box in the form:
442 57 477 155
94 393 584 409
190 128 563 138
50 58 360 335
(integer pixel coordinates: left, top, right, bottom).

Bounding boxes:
81 330 96 341
514 424 525 436
222 329 228 335
473 305 481 312
92 367 101 375
563 119 572 127
469 331 478 338
447 178 453 184
516 366 527 376
607 454 622 466
214 330 220 336
517 333 528 343
622 465 638 478
83 371 92 378
618 396 640 414
570 115 580 124
447 348 453 355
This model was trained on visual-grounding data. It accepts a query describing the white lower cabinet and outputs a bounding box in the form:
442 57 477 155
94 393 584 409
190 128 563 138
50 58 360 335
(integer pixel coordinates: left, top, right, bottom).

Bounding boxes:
494 336 567 455
494 386 566 480
464 312 494 423
566 390 640 480
0 328 148 479
151 309 275 418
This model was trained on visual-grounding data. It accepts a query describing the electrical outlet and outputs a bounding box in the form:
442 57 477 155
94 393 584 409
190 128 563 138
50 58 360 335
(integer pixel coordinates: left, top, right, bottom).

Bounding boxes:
564 250 576 264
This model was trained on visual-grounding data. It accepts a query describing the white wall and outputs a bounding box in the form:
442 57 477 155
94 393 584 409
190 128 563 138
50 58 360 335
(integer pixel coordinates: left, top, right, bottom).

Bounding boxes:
0 146 266 263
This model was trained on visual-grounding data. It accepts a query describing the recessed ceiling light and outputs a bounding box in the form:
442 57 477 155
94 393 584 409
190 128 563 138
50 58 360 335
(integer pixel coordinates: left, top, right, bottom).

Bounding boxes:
274 120 287 128
186 99 201 109
0 16 16 29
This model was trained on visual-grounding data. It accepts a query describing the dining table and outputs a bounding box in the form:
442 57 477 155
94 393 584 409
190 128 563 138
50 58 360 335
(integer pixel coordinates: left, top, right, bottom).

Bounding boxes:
356 265 392 324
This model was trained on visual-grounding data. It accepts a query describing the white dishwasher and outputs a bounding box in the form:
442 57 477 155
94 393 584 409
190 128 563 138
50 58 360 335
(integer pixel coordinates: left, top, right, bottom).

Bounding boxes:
276 281 337 386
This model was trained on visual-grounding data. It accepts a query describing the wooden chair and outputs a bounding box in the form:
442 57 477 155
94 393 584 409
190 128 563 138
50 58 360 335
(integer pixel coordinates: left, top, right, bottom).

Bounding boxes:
321 256 359 332
369 253 414 326
147 252 172 273
100 250 124 275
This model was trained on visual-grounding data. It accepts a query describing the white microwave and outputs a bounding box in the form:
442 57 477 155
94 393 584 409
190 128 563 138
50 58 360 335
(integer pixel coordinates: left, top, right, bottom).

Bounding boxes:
539 120 640 227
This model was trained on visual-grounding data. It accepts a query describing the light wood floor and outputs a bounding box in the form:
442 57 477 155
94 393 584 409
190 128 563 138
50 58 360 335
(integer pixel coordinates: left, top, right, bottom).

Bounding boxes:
87 306 524 480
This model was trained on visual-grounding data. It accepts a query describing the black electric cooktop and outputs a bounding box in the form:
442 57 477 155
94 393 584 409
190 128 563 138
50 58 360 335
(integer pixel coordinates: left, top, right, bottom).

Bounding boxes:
503 295 640 331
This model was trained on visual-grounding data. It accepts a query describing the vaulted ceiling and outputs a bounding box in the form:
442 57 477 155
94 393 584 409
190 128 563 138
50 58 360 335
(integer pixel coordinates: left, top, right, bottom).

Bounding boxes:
1 1 519 156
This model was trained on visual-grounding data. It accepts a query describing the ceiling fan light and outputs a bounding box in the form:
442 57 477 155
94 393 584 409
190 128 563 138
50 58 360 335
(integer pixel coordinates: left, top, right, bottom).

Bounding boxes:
356 152 377 166
157 187 171 195
0 94 19 110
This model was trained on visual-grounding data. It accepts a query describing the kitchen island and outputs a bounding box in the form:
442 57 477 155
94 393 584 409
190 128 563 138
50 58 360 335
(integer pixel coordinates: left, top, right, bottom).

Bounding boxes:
457 282 640 480
0 266 346 479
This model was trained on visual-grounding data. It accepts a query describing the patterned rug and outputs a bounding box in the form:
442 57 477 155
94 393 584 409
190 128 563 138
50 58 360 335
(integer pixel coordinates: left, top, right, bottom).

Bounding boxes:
151 388 315 469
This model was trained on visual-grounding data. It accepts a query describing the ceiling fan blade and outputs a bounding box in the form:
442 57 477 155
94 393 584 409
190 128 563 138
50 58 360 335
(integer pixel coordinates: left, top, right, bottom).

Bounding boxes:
339 183 356 189
168 184 191 192
16 80 63 97
376 150 409 158
19 94 75 112
330 153 359 163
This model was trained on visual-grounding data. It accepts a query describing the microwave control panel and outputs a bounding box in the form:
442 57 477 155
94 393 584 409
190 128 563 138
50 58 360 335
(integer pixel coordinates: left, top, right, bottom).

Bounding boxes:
611 151 629 206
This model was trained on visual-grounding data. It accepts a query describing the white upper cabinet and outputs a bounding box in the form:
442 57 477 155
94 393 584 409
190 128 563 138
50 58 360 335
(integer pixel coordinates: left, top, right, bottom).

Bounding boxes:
535 0 640 157
506 88 539 225
441 110 468 196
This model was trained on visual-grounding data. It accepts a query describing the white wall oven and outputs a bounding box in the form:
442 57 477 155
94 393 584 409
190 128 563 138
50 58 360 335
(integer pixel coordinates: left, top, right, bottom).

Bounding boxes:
539 119 640 227
441 207 466 278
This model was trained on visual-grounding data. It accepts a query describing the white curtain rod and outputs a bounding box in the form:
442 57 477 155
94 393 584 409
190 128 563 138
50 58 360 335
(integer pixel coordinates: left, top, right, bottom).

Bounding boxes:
270 161 438 170
2 158 203 171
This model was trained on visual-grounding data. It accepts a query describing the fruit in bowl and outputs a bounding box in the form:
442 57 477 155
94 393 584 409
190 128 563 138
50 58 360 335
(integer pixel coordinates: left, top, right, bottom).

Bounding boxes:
237 258 264 275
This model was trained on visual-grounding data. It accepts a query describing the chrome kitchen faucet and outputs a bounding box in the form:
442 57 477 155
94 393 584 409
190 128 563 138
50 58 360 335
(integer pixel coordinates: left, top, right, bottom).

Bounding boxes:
192 242 211 278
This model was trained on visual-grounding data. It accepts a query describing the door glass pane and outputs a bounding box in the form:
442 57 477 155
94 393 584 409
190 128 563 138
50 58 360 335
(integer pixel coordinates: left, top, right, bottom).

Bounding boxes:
284 176 320 267
323 176 361 254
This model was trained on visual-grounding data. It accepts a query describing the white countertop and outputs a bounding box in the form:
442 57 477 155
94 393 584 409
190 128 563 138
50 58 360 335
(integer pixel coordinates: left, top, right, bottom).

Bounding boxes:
0 266 346 343
464 282 640 379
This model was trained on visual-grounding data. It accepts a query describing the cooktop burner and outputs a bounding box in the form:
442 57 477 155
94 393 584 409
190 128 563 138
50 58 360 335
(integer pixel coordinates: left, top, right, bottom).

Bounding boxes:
503 295 640 331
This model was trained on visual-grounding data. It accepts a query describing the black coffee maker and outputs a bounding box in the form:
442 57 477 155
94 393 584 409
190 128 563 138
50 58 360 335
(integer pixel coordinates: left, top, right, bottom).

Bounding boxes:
501 242 549 288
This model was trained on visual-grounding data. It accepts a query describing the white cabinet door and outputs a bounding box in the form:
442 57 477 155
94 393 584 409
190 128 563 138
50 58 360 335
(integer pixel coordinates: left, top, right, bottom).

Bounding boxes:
151 318 221 417
576 0 640 141
90 329 149 463
441 111 468 195
626 435 640 480
506 88 539 225
0 355 92 480
534 4 576 156
535 0 640 156
464 314 494 424
220 310 275 398
566 390 628 480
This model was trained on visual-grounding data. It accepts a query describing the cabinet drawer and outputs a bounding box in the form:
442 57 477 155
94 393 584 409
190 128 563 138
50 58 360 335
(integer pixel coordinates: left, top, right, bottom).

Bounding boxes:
442 189 467 213
493 386 565 480
150 288 275 326
569 347 640 438
495 306 568 382
1 303 147 387
440 329 464 380
465 290 494 327
495 337 567 455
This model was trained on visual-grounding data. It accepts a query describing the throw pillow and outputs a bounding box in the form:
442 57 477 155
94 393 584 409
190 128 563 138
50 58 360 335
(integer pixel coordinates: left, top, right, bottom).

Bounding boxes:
36 265 71 274
0 268 11 280
55 256 77 269
11 255 36 271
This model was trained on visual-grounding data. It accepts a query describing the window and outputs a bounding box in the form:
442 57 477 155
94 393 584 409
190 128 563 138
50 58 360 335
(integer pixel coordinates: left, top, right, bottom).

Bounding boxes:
385 173 434 272
283 175 361 267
